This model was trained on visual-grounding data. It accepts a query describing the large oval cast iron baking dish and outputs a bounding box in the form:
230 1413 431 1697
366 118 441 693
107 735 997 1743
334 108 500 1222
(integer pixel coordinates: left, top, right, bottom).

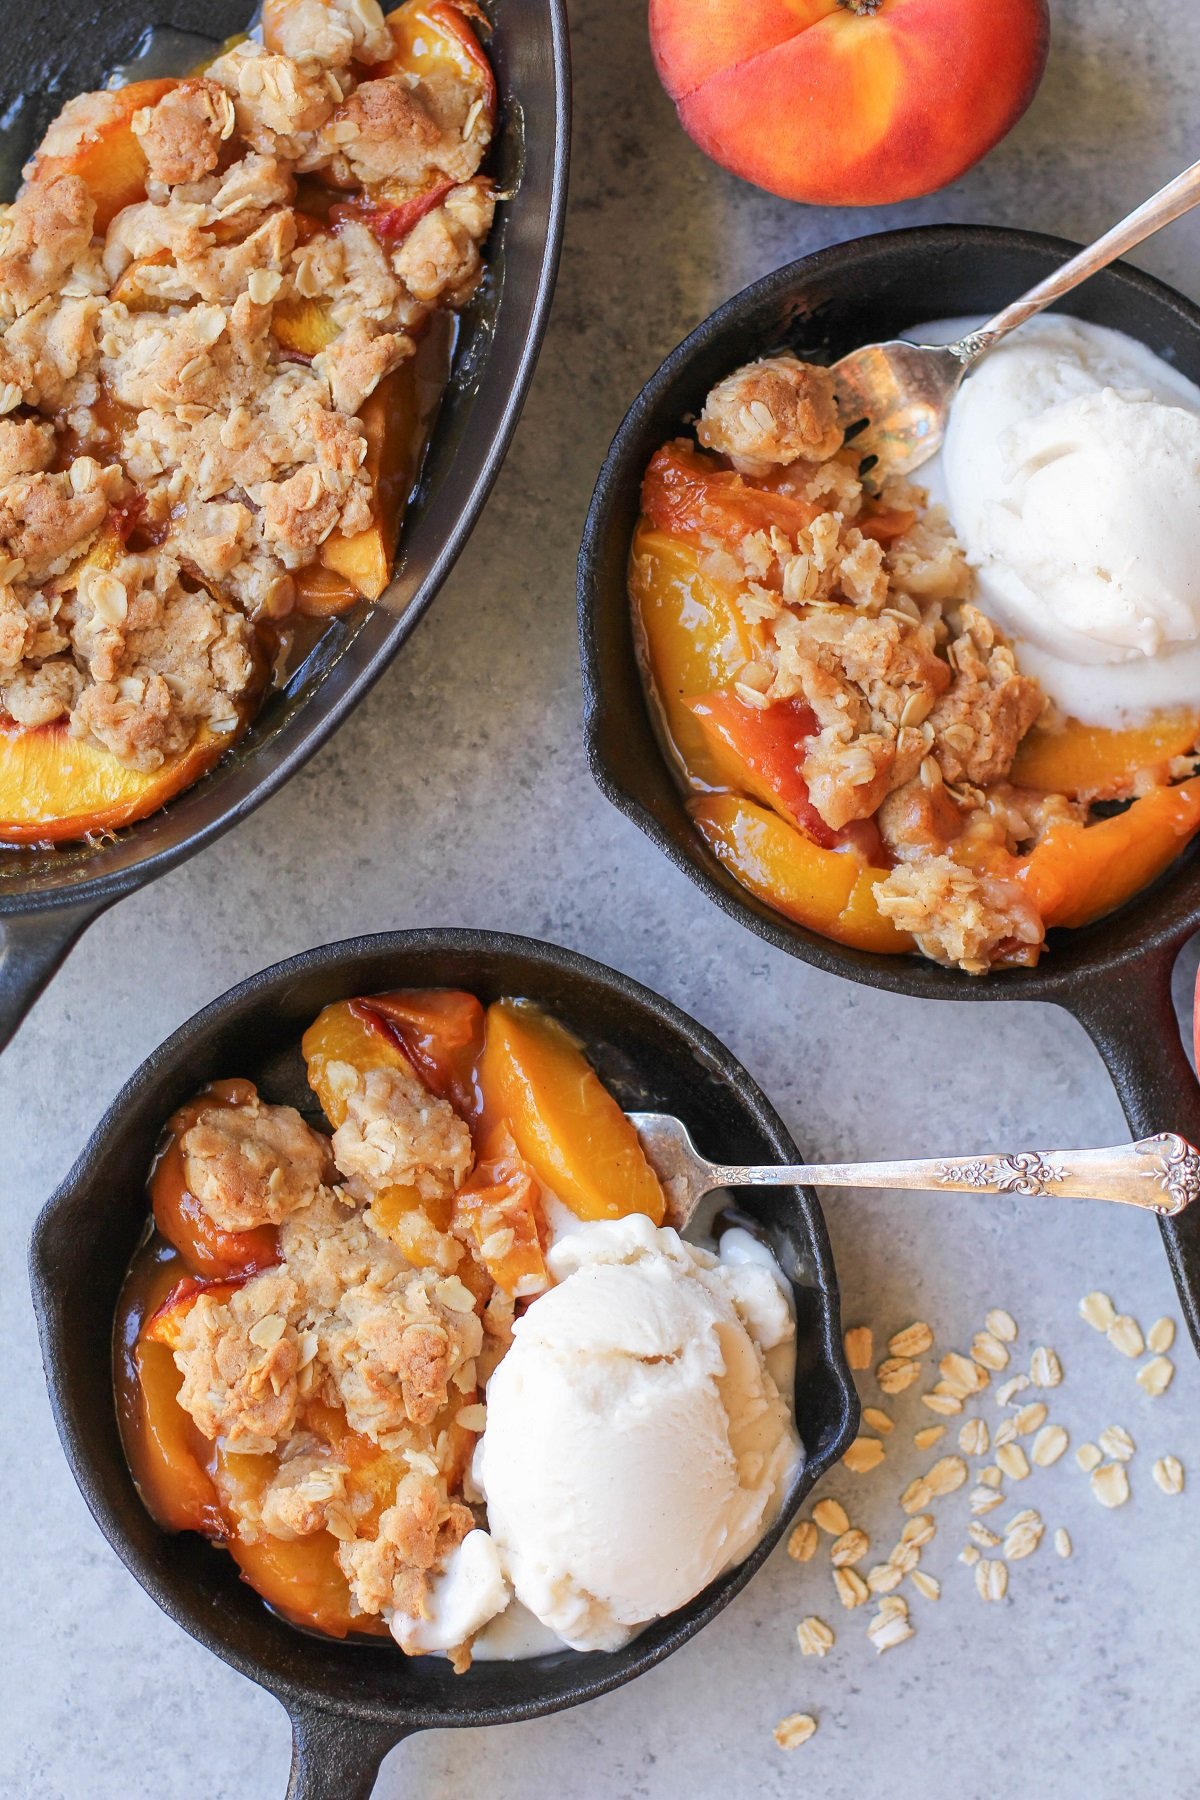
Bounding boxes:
0 0 570 1048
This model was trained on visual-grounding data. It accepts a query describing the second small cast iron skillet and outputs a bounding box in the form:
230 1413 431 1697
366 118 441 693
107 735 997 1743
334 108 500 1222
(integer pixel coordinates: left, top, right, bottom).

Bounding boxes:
30 928 857 1797
578 226 1200 1348
0 0 570 1051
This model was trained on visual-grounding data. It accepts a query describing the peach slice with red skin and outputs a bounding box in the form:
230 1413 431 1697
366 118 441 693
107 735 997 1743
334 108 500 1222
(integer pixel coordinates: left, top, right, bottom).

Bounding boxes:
651 0 1049 206
476 1000 666 1225
378 0 496 121
27 78 179 232
452 1125 549 1295
684 689 838 848
150 1080 282 1279
641 441 821 551
0 716 244 846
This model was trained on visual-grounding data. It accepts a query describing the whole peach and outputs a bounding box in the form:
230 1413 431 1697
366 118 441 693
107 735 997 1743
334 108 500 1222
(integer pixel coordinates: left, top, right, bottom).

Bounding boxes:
651 0 1051 206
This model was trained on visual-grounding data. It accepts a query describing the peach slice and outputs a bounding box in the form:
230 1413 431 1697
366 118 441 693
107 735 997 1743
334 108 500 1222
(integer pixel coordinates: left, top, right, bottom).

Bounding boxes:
1016 775 1200 931
629 523 755 785
476 1000 666 1225
452 1126 549 1296
129 1335 224 1535
151 1081 282 1280
651 0 1049 206
364 988 485 1117
27 78 179 232
1010 712 1200 802
271 293 339 359
294 360 422 611
0 716 243 846
691 792 913 953
302 997 413 1128
641 442 821 551
379 0 496 121
212 1446 386 1639
684 689 838 847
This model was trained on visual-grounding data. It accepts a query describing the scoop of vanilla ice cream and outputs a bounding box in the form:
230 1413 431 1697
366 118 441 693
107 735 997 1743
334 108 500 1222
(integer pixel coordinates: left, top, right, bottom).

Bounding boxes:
473 1215 799 1653
938 315 1200 723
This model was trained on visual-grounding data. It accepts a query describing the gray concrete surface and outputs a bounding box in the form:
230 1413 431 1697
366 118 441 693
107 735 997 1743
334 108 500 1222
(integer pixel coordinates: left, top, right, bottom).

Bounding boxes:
3 0 1199 1794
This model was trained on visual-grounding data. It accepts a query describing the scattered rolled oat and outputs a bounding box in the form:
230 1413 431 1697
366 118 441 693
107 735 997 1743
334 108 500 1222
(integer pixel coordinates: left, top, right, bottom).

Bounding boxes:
1153 1455 1184 1496
1031 1425 1068 1467
901 1514 936 1548
959 1418 990 1457
995 1443 1031 1481
877 1356 921 1395
888 1322 934 1358
970 1485 1004 1515
925 1455 968 1497
1029 1346 1063 1387
1098 1425 1135 1463
813 1498 850 1536
862 1406 894 1436
774 1712 818 1750
844 1325 873 1370
967 1521 1000 1549
996 1374 1031 1406
788 1521 819 1563
914 1425 946 1450
971 1331 1010 1373
843 1436 886 1474
830 1528 870 1568
1147 1317 1176 1355
834 1567 869 1609
994 1418 1018 1449
986 1308 1018 1342
975 1559 1008 1602
1003 1509 1044 1560
959 1544 981 1566
900 1476 933 1514
1106 1315 1144 1359
1136 1355 1174 1398
867 1562 904 1595
1079 1291 1116 1332
796 1616 835 1657
978 1465 1003 1489
911 1570 941 1601
887 1541 920 1577
939 1351 989 1396
867 1601 914 1652
921 1391 963 1417
1090 1463 1130 1509
1075 1442 1101 1473
1014 1401 1048 1436
1054 1528 1072 1558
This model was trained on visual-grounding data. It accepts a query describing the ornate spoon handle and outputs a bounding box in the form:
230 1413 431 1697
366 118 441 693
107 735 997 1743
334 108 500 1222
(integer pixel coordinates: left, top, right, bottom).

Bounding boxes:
953 157 1200 364
705 1133 1200 1217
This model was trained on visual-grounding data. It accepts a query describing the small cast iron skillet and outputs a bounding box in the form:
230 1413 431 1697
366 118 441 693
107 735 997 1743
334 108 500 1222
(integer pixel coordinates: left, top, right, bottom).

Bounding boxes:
578 226 1200 1349
0 0 570 1052
29 928 857 1797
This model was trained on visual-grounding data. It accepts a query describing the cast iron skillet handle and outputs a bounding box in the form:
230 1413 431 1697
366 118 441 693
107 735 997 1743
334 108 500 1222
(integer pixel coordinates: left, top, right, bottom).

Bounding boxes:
1065 945 1200 1356
284 1699 413 1800
0 902 104 1055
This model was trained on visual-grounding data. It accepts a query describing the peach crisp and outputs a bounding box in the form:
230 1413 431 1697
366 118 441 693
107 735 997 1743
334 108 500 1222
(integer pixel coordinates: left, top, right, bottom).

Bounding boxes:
631 353 1200 972
0 0 496 843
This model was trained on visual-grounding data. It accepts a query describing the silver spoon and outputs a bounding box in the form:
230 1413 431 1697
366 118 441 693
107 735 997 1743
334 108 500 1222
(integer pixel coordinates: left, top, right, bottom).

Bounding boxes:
628 1113 1200 1233
831 157 1200 482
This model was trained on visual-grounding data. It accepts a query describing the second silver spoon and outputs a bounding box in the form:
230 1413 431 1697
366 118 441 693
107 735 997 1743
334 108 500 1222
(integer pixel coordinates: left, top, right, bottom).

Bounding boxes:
629 1113 1200 1234
830 157 1200 482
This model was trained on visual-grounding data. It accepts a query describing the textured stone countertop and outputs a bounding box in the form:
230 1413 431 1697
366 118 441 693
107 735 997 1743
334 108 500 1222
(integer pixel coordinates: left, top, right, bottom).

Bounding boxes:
4 0 1200 1794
